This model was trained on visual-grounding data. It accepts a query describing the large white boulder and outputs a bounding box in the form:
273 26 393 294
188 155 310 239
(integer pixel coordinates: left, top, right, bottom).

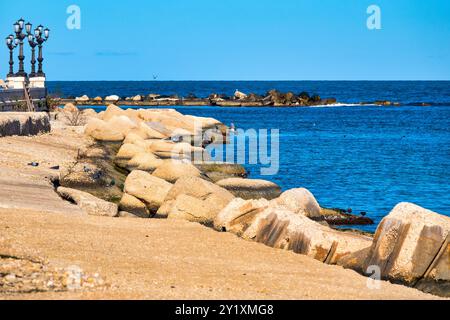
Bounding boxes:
252 207 373 265
214 198 270 236
271 188 322 219
119 193 150 218
139 122 168 139
123 131 147 146
75 95 89 102
152 159 202 183
123 170 172 213
159 194 214 224
56 187 118 217
364 202 450 286
82 108 98 120
84 118 124 142
104 95 120 103
126 152 164 173
234 90 247 100
138 110 196 133
195 162 248 182
214 188 325 237
101 104 127 121
106 115 137 136
149 140 207 160
157 176 235 224
63 103 78 112
184 115 222 131
216 178 281 200
115 143 146 161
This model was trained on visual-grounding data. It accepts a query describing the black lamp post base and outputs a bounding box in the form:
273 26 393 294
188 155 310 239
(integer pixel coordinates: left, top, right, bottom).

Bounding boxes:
14 72 28 77
29 73 37 78
36 72 46 77
6 73 15 78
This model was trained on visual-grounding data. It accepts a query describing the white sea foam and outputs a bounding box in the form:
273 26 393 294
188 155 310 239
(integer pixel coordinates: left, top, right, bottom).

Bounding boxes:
309 103 375 108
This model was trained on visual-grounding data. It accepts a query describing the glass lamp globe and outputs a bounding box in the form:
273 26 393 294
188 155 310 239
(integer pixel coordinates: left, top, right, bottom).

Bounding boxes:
26 22 32 34
18 18 25 29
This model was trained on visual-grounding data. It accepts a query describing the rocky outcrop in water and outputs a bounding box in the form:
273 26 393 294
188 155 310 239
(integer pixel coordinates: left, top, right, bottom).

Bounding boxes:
75 95 90 102
61 90 340 107
105 95 120 103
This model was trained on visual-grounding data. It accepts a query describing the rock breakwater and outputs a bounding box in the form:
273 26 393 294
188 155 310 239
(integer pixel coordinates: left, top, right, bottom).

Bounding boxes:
53 104 450 297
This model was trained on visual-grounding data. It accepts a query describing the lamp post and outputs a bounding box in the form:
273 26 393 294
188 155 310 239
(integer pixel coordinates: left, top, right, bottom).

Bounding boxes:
27 34 37 77
13 18 27 77
5 35 17 77
25 22 37 77
34 25 49 77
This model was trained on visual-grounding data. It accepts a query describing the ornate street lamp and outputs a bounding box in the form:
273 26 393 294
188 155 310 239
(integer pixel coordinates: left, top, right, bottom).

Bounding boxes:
14 21 20 33
5 34 17 77
13 18 27 77
27 33 38 77
18 18 25 29
34 26 50 77
25 22 32 34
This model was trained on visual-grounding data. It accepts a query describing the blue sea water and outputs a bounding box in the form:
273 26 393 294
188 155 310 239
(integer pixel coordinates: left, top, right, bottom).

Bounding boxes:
48 81 450 106
49 81 450 232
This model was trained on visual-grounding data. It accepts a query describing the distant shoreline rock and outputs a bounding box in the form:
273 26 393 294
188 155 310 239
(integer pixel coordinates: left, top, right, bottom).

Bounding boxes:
57 89 343 107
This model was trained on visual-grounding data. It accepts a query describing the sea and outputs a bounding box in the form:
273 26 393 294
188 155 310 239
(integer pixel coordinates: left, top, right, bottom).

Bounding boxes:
48 81 450 232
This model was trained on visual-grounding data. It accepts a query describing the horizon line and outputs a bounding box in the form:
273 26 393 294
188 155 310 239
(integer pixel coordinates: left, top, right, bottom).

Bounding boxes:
45 79 450 82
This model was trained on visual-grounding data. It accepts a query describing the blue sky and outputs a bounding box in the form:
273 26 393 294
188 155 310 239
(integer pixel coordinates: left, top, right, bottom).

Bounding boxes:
1 0 449 80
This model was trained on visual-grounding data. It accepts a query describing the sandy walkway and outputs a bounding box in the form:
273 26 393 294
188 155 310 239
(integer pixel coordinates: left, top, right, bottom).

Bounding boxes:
0 123 85 215
0 208 436 300
0 122 438 300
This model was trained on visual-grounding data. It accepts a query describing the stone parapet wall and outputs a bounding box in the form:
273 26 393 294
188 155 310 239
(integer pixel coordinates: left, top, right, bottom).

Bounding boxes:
0 112 51 137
